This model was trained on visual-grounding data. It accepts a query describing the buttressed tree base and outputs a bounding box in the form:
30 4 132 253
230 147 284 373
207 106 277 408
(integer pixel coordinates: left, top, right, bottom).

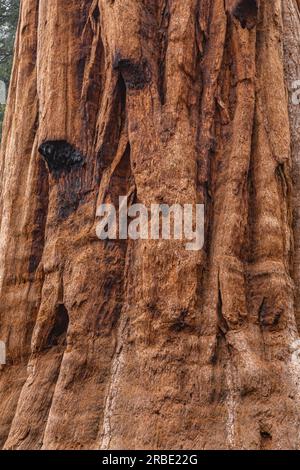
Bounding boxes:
1 0 300 450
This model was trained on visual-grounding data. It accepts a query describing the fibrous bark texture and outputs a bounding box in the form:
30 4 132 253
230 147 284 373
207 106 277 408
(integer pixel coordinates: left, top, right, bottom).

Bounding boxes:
1 0 300 450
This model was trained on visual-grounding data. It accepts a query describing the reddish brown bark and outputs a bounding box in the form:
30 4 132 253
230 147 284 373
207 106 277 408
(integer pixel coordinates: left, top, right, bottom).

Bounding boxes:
1 0 300 450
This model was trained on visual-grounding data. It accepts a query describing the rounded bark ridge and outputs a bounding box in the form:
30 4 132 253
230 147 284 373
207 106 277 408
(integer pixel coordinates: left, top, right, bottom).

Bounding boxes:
1 0 300 450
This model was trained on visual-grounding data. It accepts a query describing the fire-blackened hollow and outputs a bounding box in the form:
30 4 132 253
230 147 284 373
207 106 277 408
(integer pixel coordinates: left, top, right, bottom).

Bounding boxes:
233 0 258 29
113 54 151 90
38 140 85 175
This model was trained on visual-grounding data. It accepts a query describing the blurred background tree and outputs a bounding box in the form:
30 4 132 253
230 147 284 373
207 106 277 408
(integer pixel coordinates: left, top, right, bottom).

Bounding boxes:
0 0 19 140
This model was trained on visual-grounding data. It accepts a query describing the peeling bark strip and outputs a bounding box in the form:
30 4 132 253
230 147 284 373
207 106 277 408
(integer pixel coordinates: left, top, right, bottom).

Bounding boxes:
0 0 300 450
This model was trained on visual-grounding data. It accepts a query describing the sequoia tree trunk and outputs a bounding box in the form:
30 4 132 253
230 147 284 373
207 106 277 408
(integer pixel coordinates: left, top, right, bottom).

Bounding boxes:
1 0 300 450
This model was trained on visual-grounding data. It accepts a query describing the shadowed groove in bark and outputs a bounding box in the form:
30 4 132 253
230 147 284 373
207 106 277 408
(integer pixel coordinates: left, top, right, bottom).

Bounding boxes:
97 76 127 175
46 304 69 349
28 159 49 275
80 1 105 147
157 0 170 105
260 429 272 450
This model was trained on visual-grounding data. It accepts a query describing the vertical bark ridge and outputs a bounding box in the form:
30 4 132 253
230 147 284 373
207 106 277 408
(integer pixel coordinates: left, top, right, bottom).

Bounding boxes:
0 0 300 450
283 0 300 332
0 0 41 448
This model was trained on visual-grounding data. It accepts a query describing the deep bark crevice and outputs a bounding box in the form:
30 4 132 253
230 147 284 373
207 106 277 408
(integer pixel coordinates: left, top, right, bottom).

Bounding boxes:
1 0 300 450
157 0 170 105
46 304 69 349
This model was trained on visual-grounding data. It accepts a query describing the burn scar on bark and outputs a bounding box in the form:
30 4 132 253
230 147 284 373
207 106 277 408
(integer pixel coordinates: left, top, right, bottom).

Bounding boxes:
38 140 85 176
232 0 258 29
113 53 152 91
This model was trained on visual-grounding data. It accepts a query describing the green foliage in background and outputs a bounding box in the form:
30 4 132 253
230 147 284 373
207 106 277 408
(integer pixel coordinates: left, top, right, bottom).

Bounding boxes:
0 0 19 140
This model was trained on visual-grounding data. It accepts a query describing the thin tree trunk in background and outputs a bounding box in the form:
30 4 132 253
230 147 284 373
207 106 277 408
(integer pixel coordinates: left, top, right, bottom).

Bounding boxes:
0 0 300 450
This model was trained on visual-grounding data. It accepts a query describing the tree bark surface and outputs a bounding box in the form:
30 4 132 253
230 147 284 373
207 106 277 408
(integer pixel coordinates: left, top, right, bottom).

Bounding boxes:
1 0 300 450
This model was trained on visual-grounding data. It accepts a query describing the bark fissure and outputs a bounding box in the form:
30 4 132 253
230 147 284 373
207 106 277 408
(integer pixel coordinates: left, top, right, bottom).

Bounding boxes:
1 0 300 450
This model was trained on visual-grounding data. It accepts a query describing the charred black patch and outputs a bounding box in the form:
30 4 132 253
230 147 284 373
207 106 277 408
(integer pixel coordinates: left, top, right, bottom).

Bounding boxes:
57 180 81 220
113 54 151 90
233 0 258 29
38 140 85 176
